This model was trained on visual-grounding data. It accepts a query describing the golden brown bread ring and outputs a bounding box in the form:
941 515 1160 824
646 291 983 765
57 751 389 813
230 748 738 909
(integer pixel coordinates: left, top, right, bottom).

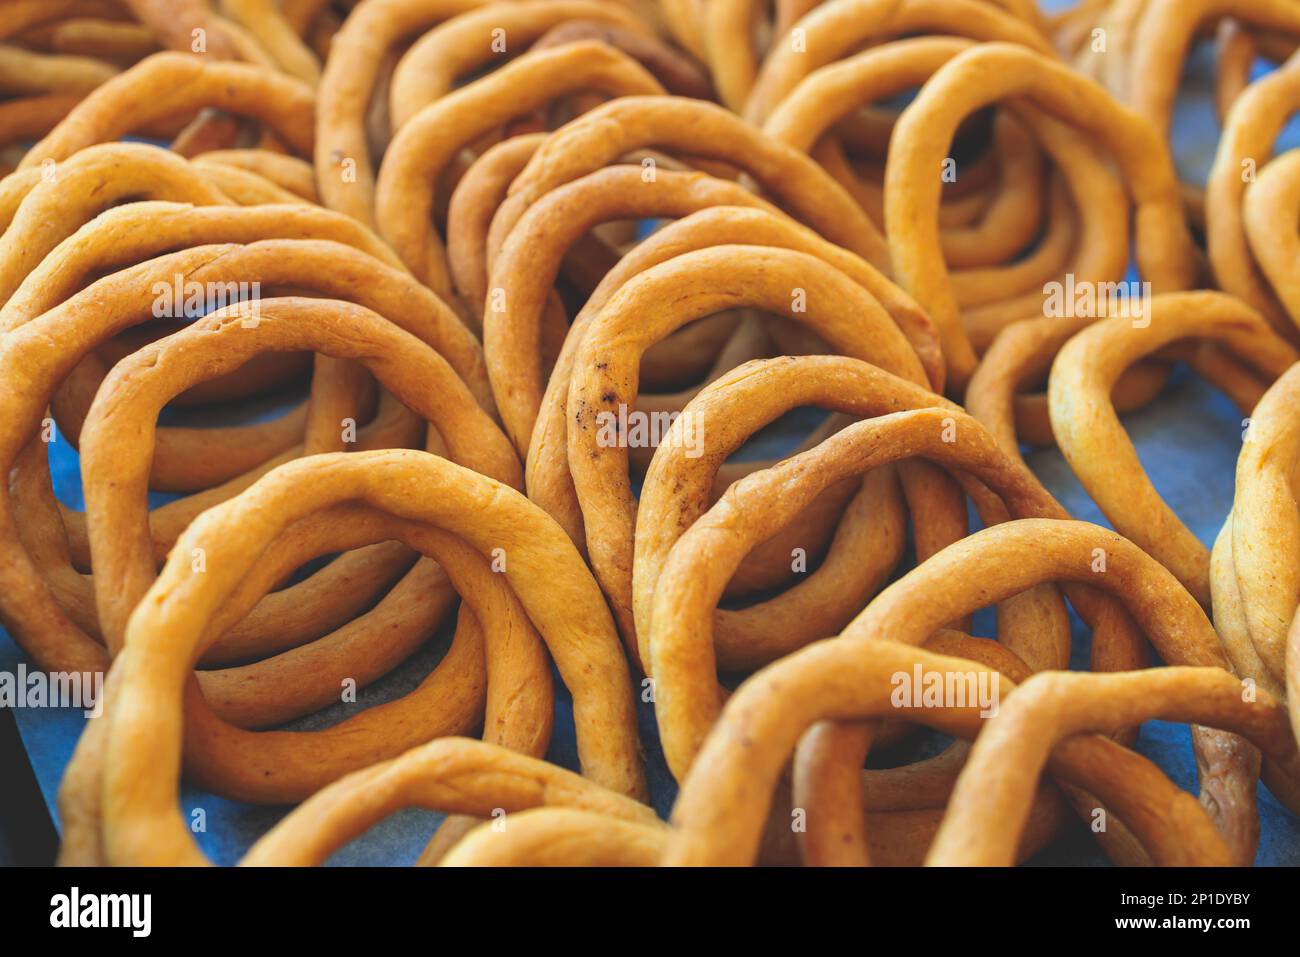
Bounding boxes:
485 165 778 453
633 356 963 672
527 205 943 559
120 0 246 60
387 0 651 130
439 808 668 866
531 20 714 100
0 241 483 673
664 638 1242 866
743 0 1057 123
241 738 658 867
1206 58 1300 336
930 667 1297 865
0 42 117 96
885 42 1197 391
1242 148 1300 333
222 0 322 83
1048 291 1298 609
19 51 315 166
495 95 891 270
192 149 320 201
766 38 1130 334
17 237 488 492
96 449 644 863
1219 362 1300 692
80 296 520 652
645 408 1043 779
375 41 664 296
315 0 490 226
1128 0 1300 136
567 244 945 654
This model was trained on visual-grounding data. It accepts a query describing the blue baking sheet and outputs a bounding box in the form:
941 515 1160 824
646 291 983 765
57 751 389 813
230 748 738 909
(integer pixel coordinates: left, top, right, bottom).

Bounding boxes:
4 8 1300 865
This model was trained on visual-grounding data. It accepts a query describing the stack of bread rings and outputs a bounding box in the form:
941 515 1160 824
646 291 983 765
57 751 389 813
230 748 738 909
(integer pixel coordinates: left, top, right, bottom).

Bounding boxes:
0 0 1296 868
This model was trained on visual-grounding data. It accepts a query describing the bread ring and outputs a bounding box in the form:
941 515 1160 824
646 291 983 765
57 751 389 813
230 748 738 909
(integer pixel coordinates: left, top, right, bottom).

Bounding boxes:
376 40 663 296
930 667 1297 865
315 0 488 225
886 42 1197 390
486 166 777 452
1129 0 1300 136
387 1 651 131
1049 291 1298 607
241 738 657 867
439 807 667 866
1219 361 1300 692
568 245 938 650
526 205 942 557
634 356 963 673
665 639 1244 866
496 96 890 269
20 51 314 167
1206 57 1300 335
744 0 1056 123
81 297 519 652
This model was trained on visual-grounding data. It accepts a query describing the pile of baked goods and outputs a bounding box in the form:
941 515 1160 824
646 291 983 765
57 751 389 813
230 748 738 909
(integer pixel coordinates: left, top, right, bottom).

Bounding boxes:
3 0 1300 867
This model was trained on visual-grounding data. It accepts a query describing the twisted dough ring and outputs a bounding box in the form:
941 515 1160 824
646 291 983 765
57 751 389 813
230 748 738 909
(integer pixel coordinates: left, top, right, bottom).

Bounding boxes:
634 355 969 676
375 41 664 296
1128 0 1300 136
97 449 644 864
387 0 651 130
794 517 1265 866
742 0 1056 124
665 635 1270 866
485 165 780 453
240 738 659 867
930 666 1299 865
1206 57 1300 336
528 19 714 100
438 808 667 867
1049 291 1298 608
81 297 519 651
316 0 486 225
643 409 1055 775
492 96 890 271
119 0 248 62
14 233 487 493
567 245 953 652
764 36 1130 334
886 41 1197 390
0 42 118 95
703 0 822 111
776 51 1051 275
527 205 940 554
1213 362 1300 706
0 241 485 672
221 0 323 82
19 51 314 167
1243 149 1300 331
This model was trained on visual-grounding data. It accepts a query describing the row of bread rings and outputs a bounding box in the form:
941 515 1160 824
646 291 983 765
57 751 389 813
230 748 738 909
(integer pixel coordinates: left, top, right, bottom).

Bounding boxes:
0 0 1295 866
